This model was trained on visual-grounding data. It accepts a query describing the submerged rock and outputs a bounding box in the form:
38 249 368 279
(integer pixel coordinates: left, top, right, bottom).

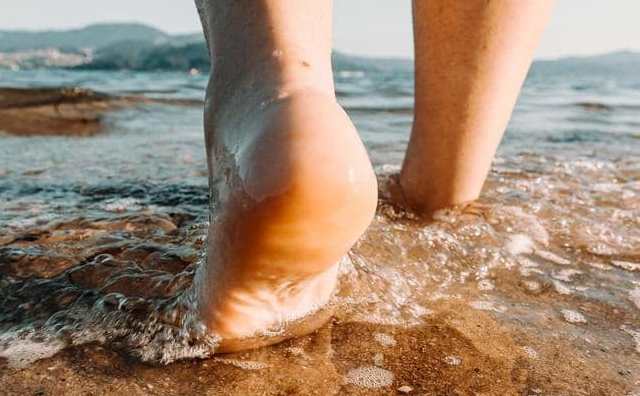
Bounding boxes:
0 87 202 136
0 87 122 136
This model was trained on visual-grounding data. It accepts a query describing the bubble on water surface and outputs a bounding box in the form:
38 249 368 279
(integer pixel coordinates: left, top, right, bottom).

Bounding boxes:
504 234 535 256
612 260 640 272
523 280 541 293
552 269 582 282
522 346 538 359
214 358 269 370
478 279 495 291
552 280 573 295
374 333 396 347
101 198 142 213
561 309 587 324
345 366 394 389
444 356 462 366
470 301 506 313
536 250 571 266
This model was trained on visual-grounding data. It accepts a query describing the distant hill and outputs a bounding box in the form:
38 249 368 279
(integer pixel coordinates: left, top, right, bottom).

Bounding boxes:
77 41 412 72
332 52 412 73
0 23 638 74
0 23 171 52
0 23 206 70
77 40 210 71
529 50 640 77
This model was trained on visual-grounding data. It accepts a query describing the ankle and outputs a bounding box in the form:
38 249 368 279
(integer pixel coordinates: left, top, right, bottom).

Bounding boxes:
209 49 334 105
397 172 482 217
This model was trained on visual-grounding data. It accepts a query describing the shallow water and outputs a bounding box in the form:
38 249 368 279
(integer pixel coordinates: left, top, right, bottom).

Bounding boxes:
1 61 640 394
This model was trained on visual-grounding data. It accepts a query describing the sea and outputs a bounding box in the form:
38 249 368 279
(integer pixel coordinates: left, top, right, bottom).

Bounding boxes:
0 58 639 393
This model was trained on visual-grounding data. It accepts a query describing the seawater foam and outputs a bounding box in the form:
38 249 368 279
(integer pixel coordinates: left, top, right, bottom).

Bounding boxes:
504 234 535 256
345 366 394 389
0 250 349 367
0 332 65 369
2 159 639 372
215 358 269 370
0 251 220 366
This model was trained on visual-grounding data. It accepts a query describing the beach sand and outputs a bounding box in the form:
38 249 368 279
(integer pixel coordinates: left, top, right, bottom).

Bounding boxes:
1 302 631 395
1 198 638 395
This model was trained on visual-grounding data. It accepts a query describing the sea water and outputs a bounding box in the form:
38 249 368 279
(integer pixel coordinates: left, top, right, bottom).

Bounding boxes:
0 59 639 377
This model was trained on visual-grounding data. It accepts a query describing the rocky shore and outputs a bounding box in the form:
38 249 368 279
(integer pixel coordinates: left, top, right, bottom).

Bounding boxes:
0 87 202 136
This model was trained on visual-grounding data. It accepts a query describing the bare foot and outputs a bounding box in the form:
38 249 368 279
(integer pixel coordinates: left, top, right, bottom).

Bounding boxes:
195 77 378 352
381 173 486 222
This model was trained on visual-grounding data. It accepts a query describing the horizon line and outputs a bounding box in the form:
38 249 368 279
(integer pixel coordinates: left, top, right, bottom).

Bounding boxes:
1 21 638 62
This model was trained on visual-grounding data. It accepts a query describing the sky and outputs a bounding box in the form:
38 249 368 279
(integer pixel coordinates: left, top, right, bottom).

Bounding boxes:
1 0 639 60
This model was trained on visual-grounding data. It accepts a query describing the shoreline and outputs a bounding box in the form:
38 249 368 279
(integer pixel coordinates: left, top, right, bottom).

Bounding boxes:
0 87 203 136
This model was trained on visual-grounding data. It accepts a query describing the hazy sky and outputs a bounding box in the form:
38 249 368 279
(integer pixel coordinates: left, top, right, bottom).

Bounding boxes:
2 1 639 59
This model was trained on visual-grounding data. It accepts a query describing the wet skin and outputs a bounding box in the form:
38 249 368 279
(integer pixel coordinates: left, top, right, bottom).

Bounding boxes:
193 0 553 351
196 82 378 351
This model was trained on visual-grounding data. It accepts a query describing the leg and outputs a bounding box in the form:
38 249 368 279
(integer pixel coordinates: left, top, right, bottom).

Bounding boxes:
194 0 377 352
399 0 555 216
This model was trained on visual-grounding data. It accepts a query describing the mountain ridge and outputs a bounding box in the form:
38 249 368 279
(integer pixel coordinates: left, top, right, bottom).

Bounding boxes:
0 23 172 52
1 23 638 73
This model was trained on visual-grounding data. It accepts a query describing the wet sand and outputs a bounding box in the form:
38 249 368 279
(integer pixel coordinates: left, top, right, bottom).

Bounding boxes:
1 174 638 394
0 315 581 396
